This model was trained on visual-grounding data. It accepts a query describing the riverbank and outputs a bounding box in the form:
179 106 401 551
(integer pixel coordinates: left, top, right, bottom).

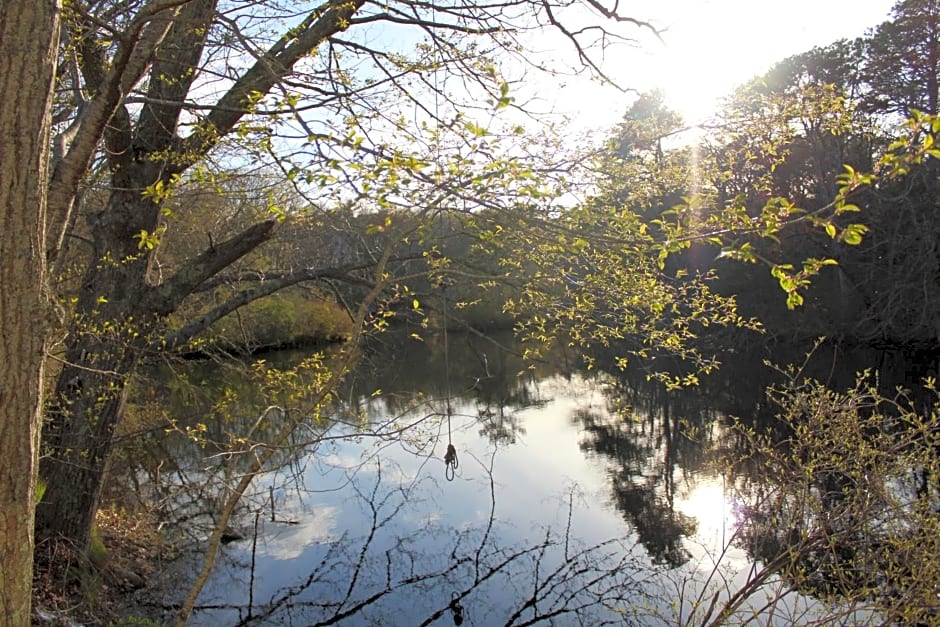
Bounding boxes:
33 506 169 626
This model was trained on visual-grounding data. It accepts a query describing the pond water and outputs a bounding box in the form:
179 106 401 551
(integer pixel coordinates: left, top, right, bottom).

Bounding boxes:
129 334 933 626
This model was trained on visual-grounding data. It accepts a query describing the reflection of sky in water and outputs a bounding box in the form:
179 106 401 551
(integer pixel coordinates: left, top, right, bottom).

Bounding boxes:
260 507 340 561
162 367 836 626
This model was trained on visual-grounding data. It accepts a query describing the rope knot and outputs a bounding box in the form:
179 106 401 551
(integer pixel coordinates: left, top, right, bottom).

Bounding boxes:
444 443 458 481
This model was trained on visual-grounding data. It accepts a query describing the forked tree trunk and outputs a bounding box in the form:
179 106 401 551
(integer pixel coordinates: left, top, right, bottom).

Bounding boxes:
35 0 362 554
0 0 59 623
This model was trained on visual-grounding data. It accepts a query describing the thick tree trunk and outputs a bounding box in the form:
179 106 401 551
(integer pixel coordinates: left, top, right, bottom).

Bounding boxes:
37 183 165 550
36 340 142 548
0 1 59 624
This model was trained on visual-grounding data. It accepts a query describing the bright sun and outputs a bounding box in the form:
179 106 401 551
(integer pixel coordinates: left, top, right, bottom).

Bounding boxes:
532 0 895 136
608 0 896 127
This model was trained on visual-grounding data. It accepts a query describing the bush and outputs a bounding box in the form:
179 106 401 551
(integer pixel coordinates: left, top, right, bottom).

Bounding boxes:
210 292 352 350
715 370 940 624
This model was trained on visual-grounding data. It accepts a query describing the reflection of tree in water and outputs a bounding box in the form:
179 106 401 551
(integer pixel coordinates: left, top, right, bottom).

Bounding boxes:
121 340 681 625
673 344 940 625
472 367 544 446
344 332 555 445
577 402 694 567
143 460 668 626
575 363 730 567
116 333 558 553
126 334 940 623
719 372 940 624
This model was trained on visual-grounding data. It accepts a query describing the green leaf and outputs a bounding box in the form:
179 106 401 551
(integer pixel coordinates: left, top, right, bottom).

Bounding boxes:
843 223 868 245
786 292 804 309
464 121 487 137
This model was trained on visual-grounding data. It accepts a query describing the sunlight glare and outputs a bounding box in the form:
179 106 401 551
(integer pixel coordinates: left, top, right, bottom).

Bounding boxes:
675 478 739 557
599 0 897 129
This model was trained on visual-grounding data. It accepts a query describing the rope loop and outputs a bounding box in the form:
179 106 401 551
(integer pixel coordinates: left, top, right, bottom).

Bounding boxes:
444 442 458 481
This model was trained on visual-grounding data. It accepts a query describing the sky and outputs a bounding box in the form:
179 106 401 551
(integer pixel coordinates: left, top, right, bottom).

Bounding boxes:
544 0 898 132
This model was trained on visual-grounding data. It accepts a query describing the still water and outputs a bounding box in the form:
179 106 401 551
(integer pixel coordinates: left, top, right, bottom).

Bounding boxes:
130 334 925 625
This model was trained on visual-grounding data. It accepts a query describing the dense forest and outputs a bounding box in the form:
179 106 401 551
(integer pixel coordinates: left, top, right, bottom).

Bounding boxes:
1 0 939 625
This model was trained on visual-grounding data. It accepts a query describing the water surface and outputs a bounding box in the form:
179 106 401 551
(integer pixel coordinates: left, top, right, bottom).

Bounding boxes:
131 335 923 625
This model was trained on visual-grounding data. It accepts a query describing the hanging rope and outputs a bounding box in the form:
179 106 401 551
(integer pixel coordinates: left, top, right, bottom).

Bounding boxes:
440 295 459 480
442 278 458 481
431 35 459 482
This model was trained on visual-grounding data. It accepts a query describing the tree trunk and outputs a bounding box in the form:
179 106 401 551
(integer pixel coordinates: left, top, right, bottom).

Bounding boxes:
0 1 59 624
37 182 167 550
36 339 143 549
36 0 361 552
36 182 277 550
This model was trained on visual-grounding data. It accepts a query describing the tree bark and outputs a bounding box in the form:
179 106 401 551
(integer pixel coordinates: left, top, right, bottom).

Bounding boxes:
0 1 60 624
